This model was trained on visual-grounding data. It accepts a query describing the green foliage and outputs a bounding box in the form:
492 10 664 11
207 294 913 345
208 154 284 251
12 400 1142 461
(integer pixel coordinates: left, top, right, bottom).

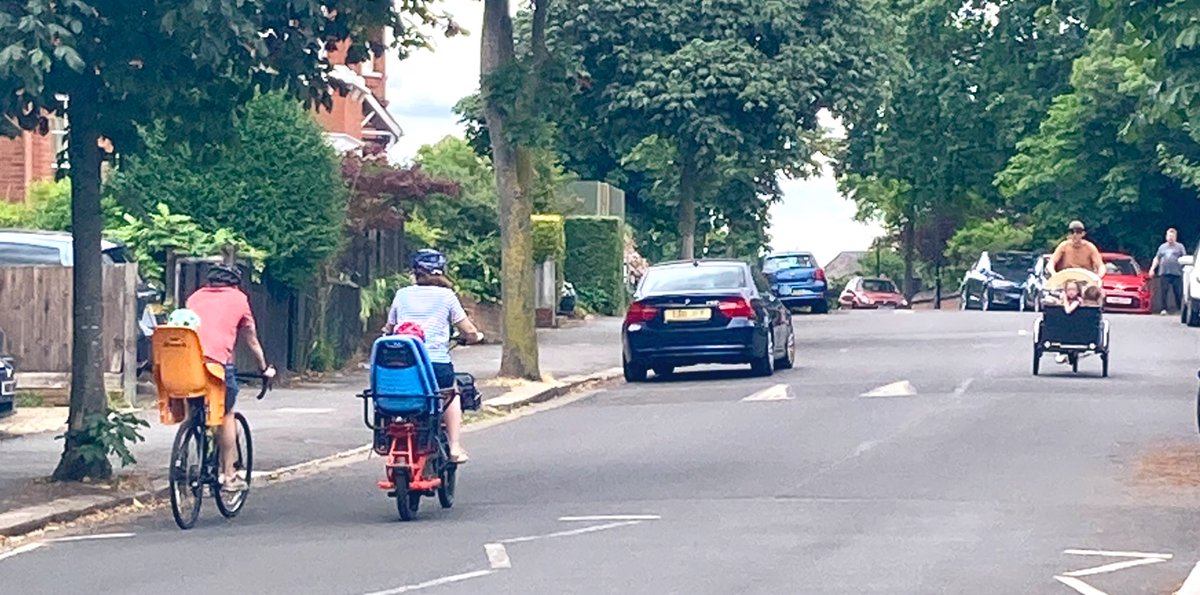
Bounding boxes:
23 179 72 231
359 273 413 330
565 216 625 315
105 203 266 286
55 411 150 470
308 341 341 373
944 220 1035 269
531 215 566 264
109 93 345 288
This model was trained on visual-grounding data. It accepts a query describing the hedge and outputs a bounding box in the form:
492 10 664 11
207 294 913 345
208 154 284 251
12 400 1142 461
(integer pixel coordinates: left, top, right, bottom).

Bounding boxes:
532 214 566 265
565 215 625 315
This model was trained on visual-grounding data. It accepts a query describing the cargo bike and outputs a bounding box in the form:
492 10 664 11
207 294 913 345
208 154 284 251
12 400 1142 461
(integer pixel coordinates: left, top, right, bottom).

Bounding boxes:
1031 268 1110 377
358 332 480 521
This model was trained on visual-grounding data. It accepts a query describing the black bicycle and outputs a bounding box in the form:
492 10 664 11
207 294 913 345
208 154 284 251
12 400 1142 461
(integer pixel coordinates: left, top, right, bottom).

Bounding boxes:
169 371 272 530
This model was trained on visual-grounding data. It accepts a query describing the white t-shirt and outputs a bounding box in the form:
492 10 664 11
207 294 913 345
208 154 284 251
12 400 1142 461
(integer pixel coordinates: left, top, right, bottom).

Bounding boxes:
387 285 467 363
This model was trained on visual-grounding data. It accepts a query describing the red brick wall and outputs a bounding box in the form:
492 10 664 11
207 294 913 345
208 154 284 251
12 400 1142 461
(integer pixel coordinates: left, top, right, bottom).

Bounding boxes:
0 131 56 203
312 34 388 145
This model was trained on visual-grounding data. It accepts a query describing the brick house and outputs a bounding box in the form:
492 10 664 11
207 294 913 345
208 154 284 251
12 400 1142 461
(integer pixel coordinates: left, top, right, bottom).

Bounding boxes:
0 40 399 204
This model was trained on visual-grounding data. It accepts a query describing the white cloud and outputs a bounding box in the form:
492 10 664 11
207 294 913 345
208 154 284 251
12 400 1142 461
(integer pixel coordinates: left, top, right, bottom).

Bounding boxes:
384 11 880 263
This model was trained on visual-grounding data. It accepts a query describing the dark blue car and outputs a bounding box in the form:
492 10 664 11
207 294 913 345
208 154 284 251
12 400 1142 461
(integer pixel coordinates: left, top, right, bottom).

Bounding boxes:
762 252 829 313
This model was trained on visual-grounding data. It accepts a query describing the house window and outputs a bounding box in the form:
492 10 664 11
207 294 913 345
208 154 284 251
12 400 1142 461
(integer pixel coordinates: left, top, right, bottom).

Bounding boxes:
49 113 67 168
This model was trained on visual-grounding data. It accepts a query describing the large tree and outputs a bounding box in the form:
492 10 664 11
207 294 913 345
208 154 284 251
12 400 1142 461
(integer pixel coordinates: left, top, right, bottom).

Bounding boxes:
551 0 888 260
0 1 449 480
480 0 551 379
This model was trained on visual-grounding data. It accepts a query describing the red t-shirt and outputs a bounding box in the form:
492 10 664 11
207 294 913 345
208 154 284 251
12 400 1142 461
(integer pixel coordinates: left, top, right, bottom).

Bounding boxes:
186 287 255 364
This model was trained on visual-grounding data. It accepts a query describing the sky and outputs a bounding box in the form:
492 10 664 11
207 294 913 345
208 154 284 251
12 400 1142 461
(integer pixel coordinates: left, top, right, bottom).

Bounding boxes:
383 1 882 267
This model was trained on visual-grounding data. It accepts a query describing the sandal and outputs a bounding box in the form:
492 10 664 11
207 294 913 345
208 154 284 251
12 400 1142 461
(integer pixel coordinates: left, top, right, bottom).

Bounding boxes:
449 449 470 464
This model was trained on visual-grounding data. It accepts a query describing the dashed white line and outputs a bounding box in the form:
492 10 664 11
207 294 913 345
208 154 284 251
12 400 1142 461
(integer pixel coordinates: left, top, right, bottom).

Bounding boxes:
1054 576 1110 595
1062 556 1166 577
1175 560 1200 595
484 543 511 569
741 384 792 402
361 570 496 595
500 520 642 545
1063 549 1172 559
860 380 917 398
273 407 336 414
558 515 661 522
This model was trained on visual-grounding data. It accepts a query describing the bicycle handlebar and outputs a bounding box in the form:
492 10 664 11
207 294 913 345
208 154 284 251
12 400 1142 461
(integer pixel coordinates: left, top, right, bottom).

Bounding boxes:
234 368 274 400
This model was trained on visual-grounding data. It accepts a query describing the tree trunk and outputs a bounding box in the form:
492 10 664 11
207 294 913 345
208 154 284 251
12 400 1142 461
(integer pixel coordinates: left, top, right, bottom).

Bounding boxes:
483 0 541 380
901 216 916 300
677 149 699 259
54 76 112 482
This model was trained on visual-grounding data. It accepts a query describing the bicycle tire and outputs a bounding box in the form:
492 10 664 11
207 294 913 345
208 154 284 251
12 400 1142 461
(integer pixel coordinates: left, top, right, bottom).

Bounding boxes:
169 422 203 530
396 470 419 521
215 412 253 519
438 464 456 509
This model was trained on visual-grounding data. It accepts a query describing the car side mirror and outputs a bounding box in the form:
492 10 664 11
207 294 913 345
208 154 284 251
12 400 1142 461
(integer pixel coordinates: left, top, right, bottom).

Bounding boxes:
1180 255 1195 267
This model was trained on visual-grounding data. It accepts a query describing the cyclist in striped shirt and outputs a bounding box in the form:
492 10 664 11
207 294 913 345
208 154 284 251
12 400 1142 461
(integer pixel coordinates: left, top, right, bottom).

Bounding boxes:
384 249 484 463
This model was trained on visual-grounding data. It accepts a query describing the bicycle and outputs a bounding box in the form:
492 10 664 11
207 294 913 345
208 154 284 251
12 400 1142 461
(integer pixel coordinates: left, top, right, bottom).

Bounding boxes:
151 324 272 530
168 370 271 530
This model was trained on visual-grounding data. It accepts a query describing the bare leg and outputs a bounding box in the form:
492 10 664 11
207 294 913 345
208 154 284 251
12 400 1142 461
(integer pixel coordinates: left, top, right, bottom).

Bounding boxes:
218 413 238 480
442 395 465 460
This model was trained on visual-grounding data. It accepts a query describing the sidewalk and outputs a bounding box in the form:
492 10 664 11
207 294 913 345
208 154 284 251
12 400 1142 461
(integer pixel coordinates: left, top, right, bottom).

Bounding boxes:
0 317 621 534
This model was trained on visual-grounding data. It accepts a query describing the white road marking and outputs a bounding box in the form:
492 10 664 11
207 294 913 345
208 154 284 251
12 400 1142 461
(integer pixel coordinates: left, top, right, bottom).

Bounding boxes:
0 542 43 562
1175 560 1200 595
894 309 915 315
273 407 336 414
741 384 792 402
361 570 496 595
47 532 135 543
558 515 661 522
1054 576 1110 595
1018 329 1029 336
500 520 642 545
1062 557 1166 577
484 543 511 569
953 378 974 396
838 348 849 353
860 380 917 398
1064 549 1172 559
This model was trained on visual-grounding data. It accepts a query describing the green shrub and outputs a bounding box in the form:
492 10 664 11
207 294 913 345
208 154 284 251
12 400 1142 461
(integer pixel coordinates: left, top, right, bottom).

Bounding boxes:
532 214 566 264
565 216 625 315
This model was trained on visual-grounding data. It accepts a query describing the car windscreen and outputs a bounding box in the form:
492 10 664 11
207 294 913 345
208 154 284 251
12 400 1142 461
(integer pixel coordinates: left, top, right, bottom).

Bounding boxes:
762 254 814 273
640 265 746 294
1105 258 1139 276
861 279 897 293
0 242 62 265
991 254 1035 280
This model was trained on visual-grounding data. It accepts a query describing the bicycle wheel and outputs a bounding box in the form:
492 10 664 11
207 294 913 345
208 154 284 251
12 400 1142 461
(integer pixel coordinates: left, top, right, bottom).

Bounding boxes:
215 413 253 519
169 422 203 530
396 470 419 521
438 463 457 509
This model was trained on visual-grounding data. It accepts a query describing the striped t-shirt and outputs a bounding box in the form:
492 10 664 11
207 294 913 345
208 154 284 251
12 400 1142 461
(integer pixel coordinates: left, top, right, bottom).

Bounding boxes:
387 285 467 363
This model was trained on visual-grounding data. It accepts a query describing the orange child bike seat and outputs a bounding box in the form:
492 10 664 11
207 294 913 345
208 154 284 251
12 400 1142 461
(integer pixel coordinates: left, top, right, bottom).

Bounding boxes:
151 326 226 427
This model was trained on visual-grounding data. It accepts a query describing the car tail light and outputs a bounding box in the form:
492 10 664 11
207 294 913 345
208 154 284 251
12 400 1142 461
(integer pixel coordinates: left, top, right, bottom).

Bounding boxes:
718 297 756 319
814 268 826 282
625 301 657 324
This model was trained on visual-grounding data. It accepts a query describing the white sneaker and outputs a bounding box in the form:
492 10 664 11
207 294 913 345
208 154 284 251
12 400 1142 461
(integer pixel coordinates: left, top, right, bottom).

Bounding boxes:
1161 310 1169 316
1055 354 1068 364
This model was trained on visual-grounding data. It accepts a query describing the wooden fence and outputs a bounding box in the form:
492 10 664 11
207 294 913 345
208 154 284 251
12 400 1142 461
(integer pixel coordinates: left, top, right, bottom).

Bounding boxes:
0 264 139 400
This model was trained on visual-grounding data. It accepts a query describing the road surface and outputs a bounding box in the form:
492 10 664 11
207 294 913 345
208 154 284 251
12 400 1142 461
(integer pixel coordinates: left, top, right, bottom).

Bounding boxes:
6 310 1200 594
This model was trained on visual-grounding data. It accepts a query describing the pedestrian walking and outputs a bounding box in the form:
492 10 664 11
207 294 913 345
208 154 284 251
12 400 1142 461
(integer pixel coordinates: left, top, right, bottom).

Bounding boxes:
1149 227 1186 315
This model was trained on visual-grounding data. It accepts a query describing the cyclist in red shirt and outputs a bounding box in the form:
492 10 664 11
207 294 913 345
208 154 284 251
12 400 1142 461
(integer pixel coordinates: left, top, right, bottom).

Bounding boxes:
186 264 274 491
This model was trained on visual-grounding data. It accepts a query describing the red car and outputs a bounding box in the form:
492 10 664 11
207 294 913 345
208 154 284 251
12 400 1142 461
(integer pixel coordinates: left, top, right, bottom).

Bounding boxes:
1100 252 1152 314
838 276 909 309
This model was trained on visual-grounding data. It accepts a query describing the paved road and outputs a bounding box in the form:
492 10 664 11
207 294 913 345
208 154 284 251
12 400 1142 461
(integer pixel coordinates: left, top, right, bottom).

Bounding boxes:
6 310 1200 594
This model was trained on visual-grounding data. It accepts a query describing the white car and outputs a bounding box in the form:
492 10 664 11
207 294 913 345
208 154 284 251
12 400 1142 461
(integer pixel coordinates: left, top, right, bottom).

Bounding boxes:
1181 245 1200 326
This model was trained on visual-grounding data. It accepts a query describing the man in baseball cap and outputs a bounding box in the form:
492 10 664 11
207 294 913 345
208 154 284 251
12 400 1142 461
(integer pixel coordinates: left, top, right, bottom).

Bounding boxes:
1048 220 1105 277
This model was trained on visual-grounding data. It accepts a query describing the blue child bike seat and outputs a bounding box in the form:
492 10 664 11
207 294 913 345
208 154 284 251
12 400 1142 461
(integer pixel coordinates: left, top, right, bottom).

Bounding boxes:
370 335 441 416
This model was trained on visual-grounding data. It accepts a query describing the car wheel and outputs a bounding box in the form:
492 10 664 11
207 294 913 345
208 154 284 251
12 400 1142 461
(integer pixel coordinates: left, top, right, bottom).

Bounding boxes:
1188 299 1200 327
623 357 648 383
812 300 829 314
751 332 775 377
775 326 796 370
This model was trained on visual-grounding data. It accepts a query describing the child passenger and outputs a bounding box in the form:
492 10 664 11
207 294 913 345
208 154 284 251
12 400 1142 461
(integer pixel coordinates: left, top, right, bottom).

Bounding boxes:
1082 285 1103 308
1061 280 1085 314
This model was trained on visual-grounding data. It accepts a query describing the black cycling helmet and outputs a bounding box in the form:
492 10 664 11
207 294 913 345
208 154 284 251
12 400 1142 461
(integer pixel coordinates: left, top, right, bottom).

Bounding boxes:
206 263 242 287
411 249 447 276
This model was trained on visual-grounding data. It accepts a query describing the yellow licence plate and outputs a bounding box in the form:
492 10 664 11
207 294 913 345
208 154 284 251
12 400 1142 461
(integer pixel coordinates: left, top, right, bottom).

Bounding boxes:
664 308 711 322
